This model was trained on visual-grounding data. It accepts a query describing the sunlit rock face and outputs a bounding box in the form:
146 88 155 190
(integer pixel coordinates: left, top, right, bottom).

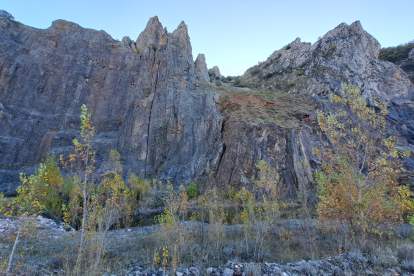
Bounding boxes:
0 17 413 196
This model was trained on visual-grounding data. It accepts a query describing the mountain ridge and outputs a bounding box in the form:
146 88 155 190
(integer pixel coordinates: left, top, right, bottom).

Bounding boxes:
0 16 413 197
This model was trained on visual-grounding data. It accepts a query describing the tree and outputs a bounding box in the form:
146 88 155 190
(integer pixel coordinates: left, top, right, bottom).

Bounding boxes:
6 105 134 275
314 85 413 237
59 105 133 275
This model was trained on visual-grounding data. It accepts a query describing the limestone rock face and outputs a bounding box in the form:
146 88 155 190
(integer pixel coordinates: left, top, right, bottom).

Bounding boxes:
194 54 210 82
0 17 221 193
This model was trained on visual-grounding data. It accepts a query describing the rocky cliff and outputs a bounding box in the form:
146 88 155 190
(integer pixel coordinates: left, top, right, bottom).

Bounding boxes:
0 17 413 196
237 21 414 193
0 17 222 194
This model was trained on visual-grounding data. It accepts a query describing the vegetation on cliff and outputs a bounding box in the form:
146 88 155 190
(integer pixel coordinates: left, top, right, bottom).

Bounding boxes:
0 88 413 274
379 43 414 63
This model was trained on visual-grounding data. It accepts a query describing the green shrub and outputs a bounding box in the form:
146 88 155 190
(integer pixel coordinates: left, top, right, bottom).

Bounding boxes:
233 79 241 86
288 82 295 88
238 82 249 87
296 71 304 76
379 43 414 63
128 173 151 201
251 67 261 76
215 80 222 86
187 182 198 198
329 45 337 50
15 152 68 221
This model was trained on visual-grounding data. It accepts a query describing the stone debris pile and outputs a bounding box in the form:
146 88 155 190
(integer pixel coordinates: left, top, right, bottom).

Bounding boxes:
110 249 414 276
0 215 73 233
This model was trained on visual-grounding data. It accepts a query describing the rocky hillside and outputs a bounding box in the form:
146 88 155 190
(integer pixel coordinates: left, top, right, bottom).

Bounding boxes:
1 17 414 195
238 21 414 190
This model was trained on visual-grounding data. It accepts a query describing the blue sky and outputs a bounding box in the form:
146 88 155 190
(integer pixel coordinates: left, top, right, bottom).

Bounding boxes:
2 0 413 76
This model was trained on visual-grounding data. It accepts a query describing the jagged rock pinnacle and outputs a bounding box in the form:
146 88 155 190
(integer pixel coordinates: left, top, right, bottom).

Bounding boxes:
195 54 210 82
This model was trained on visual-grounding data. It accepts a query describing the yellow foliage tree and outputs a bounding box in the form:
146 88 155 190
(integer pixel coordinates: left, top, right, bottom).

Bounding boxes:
314 85 413 236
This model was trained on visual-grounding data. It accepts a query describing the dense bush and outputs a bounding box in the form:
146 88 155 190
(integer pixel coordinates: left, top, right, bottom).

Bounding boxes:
215 80 222 86
379 43 414 63
187 182 198 198
251 67 261 76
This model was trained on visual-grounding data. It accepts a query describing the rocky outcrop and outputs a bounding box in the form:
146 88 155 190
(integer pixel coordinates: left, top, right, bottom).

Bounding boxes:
242 21 413 103
194 54 210 82
215 119 316 196
0 17 413 195
239 21 414 183
208 66 222 81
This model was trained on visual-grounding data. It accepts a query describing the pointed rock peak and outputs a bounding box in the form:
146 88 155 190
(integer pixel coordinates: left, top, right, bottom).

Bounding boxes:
195 54 210 82
146 16 162 29
316 20 380 59
136 16 166 51
196 53 206 62
178 21 188 31
350 20 363 31
172 21 190 41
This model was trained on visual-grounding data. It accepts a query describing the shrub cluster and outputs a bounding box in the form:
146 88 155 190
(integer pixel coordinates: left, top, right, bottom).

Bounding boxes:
379 43 414 63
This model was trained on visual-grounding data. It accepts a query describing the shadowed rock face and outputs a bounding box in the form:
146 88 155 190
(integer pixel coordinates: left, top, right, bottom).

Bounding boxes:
0 17 413 195
0 17 222 193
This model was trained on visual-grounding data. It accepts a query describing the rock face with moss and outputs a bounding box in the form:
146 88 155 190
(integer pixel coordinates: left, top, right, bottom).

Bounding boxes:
0 17 413 195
